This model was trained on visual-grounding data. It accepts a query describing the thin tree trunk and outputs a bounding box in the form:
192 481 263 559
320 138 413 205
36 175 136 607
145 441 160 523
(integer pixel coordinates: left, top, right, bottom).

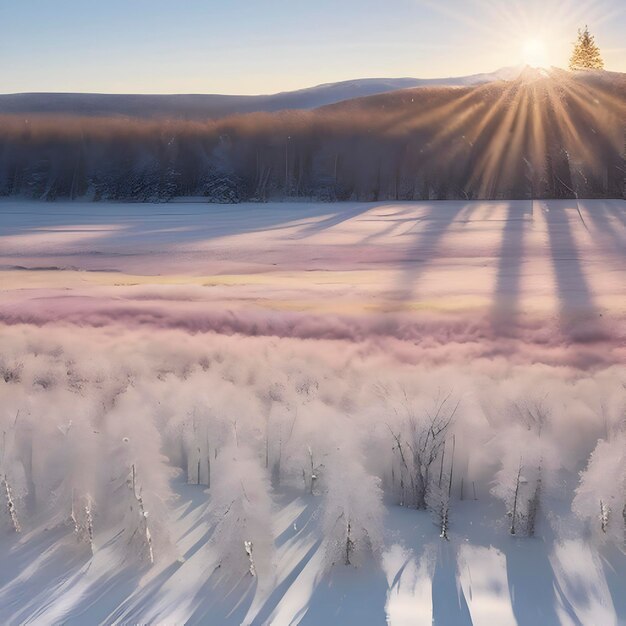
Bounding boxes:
345 521 353 565
197 447 201 485
438 439 446 489
511 459 523 535
3 475 20 533
448 436 456 498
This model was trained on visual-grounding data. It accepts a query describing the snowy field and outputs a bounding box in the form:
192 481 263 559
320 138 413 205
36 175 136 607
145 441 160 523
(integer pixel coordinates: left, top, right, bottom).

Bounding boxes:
0 199 625 625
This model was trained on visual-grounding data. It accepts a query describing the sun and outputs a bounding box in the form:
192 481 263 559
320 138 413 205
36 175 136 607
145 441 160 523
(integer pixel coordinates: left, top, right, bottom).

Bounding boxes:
521 39 549 68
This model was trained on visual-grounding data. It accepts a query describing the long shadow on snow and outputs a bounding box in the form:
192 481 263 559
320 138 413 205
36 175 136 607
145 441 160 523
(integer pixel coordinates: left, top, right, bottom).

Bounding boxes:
491 200 532 336
0 524 142 626
605 199 626 230
450 498 566 626
185 571 256 626
0 528 93 624
100 528 215 625
298 562 388 626
582 201 626 257
432 540 472 626
249 539 322 626
386 201 471 307
246 497 321 624
543 200 604 342
290 204 372 240
52 567 142 626
274 495 320 548
0 202 373 253
601 547 626 621
504 537 564 626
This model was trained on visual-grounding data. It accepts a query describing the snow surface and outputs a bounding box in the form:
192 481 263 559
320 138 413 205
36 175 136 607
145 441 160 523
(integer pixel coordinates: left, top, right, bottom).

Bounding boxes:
0 487 623 625
0 199 624 625
1 199 624 354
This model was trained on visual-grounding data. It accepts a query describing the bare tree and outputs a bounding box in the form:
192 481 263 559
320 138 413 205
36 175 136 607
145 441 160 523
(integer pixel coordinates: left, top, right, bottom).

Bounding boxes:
384 387 458 510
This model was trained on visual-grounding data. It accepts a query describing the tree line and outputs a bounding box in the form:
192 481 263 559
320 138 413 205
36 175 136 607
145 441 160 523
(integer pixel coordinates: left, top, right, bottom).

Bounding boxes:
0 70 623 203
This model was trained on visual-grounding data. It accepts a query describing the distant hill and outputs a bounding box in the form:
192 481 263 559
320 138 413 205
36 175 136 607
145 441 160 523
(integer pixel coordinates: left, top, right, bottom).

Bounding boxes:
0 67 523 119
0 68 623 202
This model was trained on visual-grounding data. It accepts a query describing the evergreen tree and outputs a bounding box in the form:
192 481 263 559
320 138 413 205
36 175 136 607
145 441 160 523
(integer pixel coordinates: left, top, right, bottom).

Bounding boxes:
569 26 604 70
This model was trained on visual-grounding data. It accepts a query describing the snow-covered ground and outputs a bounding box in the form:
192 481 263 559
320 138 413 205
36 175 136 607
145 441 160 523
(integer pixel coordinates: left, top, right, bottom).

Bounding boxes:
0 200 624 625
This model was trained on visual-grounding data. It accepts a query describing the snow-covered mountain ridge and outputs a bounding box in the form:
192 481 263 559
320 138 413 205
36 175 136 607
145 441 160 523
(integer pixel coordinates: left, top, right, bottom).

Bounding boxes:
0 66 524 119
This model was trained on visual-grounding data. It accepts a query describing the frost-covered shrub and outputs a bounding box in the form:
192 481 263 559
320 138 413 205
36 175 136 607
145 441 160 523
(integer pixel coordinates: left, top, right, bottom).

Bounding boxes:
208 443 274 580
320 443 384 567
573 433 625 550
283 400 338 494
488 398 560 536
0 324 624 564
104 387 179 563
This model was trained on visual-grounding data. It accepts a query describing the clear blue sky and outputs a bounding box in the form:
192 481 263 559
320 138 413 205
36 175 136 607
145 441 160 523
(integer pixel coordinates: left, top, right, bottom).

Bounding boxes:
1 0 624 94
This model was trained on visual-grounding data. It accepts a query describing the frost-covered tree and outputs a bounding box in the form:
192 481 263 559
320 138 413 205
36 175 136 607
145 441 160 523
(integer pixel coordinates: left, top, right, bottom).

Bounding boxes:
284 401 346 495
427 435 456 540
266 401 298 489
573 432 625 550
177 405 225 488
127 157 161 201
489 399 555 536
256 379 301 488
48 417 99 551
258 382 285 473
569 26 604 70
155 369 252 488
493 455 533 536
0 410 27 533
105 388 178 564
208 443 275 581
199 136 243 203
320 444 384 567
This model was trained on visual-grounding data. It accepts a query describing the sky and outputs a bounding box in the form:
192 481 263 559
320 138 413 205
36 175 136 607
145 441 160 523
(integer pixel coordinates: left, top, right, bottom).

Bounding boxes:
1 0 624 94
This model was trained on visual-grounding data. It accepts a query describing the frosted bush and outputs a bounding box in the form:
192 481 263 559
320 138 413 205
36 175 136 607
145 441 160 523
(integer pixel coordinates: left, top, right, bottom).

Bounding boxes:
0 324 623 566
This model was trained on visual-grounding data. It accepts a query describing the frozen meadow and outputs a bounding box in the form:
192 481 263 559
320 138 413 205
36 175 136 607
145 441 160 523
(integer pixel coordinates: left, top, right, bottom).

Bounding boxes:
0 199 625 625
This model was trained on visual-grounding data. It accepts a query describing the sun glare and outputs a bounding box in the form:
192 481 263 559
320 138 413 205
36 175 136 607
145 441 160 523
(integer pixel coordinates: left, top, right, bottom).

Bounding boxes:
522 39 549 68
